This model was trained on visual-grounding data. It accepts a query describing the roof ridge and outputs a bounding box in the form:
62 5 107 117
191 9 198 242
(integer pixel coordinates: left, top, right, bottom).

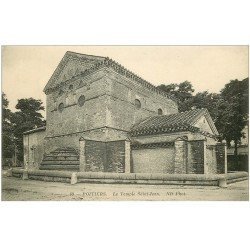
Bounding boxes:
146 108 206 119
65 51 106 59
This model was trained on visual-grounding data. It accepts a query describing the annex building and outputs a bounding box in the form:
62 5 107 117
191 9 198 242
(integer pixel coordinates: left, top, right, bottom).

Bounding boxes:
23 51 227 175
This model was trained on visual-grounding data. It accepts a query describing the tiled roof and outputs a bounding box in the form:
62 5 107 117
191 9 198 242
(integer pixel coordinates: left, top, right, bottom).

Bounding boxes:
130 108 207 136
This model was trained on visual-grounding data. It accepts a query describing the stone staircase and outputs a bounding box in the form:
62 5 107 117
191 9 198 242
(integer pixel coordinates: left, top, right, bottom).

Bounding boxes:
40 147 79 171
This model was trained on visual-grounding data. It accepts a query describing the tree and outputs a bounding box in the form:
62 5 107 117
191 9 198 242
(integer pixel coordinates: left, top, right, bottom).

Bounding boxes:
157 78 249 159
191 91 221 121
11 98 46 163
157 81 194 111
216 78 249 155
2 93 14 166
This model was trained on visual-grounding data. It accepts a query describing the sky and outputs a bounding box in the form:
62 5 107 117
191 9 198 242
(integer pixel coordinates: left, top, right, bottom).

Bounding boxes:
2 46 248 115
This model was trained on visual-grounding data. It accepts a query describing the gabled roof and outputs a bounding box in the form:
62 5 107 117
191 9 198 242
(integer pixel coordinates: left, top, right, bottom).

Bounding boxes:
130 108 219 137
43 51 178 102
44 51 106 93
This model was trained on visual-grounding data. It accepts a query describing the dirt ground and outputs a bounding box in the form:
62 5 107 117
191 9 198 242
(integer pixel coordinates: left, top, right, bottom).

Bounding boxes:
1 176 249 201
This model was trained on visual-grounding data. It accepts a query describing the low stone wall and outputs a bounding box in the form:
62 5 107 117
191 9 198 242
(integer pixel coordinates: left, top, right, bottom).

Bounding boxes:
10 168 248 187
226 172 248 184
12 168 72 183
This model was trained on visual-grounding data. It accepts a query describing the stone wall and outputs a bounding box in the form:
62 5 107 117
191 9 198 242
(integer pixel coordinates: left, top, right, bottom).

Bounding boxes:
131 133 218 175
174 139 187 174
43 127 109 155
85 140 106 172
132 147 175 174
187 140 205 174
44 67 179 157
216 143 226 174
106 71 178 132
23 130 46 169
84 140 125 173
46 71 108 139
206 146 217 174
106 141 125 173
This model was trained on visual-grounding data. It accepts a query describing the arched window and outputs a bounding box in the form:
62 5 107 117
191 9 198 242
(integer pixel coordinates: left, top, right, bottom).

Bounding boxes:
135 99 141 109
58 103 64 112
158 108 163 115
78 95 85 107
69 84 73 90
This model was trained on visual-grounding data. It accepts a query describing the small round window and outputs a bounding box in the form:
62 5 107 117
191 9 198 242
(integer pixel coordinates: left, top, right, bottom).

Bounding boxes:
58 103 64 112
135 99 141 109
69 84 73 90
78 95 85 107
158 108 163 115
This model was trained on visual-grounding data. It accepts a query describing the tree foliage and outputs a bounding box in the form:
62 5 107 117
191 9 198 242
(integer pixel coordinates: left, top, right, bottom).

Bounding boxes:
216 78 248 150
157 78 249 158
10 98 46 162
191 91 222 122
2 93 14 160
157 81 194 112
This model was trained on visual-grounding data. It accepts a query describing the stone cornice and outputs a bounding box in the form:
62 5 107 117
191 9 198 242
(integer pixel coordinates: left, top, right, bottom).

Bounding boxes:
23 126 46 135
103 58 178 102
199 130 218 139
44 126 129 139
130 124 218 139
131 141 174 149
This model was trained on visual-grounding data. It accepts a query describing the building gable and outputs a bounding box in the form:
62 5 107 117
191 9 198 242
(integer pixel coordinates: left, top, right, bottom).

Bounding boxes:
193 114 217 135
44 51 106 94
44 51 178 105
191 109 219 136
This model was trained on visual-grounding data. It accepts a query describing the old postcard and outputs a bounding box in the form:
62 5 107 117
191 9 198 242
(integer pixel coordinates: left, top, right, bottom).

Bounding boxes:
1 46 249 201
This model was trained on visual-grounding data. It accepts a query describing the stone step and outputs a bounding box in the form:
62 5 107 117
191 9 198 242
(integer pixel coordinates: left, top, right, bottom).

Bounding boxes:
43 156 79 161
41 147 79 171
45 152 79 157
52 149 78 153
41 160 80 165
40 165 79 170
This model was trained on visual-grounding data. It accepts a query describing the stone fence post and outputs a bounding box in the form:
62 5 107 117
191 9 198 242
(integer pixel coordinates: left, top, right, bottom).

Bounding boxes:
125 139 131 173
203 140 208 174
79 137 86 172
215 142 227 174
174 138 187 174
223 141 228 174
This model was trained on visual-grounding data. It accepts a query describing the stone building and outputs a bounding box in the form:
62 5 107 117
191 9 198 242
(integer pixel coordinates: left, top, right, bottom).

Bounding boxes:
23 51 227 174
